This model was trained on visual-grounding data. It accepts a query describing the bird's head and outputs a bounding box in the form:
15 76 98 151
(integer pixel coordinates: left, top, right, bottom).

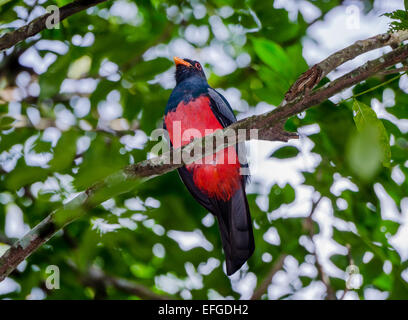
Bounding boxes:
174 57 206 84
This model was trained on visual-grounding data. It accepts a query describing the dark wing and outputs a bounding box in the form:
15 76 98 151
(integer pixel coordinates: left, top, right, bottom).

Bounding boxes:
207 88 237 127
177 166 214 213
207 87 250 181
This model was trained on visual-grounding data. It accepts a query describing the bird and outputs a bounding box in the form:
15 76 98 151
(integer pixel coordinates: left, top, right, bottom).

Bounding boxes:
163 57 255 275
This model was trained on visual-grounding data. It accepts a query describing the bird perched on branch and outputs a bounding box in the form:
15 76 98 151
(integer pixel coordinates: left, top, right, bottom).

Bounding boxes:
164 57 254 275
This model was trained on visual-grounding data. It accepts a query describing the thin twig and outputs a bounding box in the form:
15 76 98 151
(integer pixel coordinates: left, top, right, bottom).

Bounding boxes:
10 115 139 137
306 196 336 300
339 244 353 300
83 266 172 300
335 71 407 105
251 254 287 300
379 66 408 75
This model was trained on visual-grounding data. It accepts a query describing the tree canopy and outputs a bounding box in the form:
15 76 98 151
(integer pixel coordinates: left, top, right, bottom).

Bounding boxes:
0 0 408 300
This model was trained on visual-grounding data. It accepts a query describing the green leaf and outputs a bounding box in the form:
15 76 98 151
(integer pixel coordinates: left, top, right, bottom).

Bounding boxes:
49 131 79 172
373 273 392 291
269 146 299 159
127 58 172 81
252 38 293 79
383 10 408 32
352 100 391 167
39 53 72 99
73 135 128 190
0 115 14 129
5 165 49 190
268 183 295 211
130 263 155 279
347 126 383 181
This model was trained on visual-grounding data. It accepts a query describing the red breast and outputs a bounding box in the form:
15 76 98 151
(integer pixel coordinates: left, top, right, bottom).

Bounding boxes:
164 96 241 201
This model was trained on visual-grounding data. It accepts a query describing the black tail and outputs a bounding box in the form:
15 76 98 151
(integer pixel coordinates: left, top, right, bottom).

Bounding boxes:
178 168 255 276
211 182 255 276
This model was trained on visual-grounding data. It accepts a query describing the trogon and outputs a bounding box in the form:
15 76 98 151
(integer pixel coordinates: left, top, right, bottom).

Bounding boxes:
164 57 254 275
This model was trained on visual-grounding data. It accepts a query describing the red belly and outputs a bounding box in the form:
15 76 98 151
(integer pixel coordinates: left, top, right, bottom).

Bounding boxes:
164 96 241 201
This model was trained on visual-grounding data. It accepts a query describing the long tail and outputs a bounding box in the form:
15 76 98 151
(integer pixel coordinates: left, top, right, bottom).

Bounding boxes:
212 182 255 276
177 167 254 275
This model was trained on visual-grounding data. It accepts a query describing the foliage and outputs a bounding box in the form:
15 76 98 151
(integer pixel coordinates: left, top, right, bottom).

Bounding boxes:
384 10 408 32
384 1 408 32
0 0 407 300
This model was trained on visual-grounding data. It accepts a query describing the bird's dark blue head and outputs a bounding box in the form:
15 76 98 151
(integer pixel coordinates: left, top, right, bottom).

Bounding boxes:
174 57 206 85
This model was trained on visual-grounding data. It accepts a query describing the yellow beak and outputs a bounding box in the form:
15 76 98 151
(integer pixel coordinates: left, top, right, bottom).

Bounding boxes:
173 56 192 67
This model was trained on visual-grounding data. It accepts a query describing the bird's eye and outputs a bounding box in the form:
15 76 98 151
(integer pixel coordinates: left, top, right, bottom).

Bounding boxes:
195 63 202 70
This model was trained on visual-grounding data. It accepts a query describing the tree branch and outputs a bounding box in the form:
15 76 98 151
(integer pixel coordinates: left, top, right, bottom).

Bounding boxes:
379 66 408 75
339 244 353 300
1 35 408 283
10 115 139 137
285 30 408 100
0 0 110 52
305 196 336 300
251 254 287 300
59 233 171 300
81 266 172 300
